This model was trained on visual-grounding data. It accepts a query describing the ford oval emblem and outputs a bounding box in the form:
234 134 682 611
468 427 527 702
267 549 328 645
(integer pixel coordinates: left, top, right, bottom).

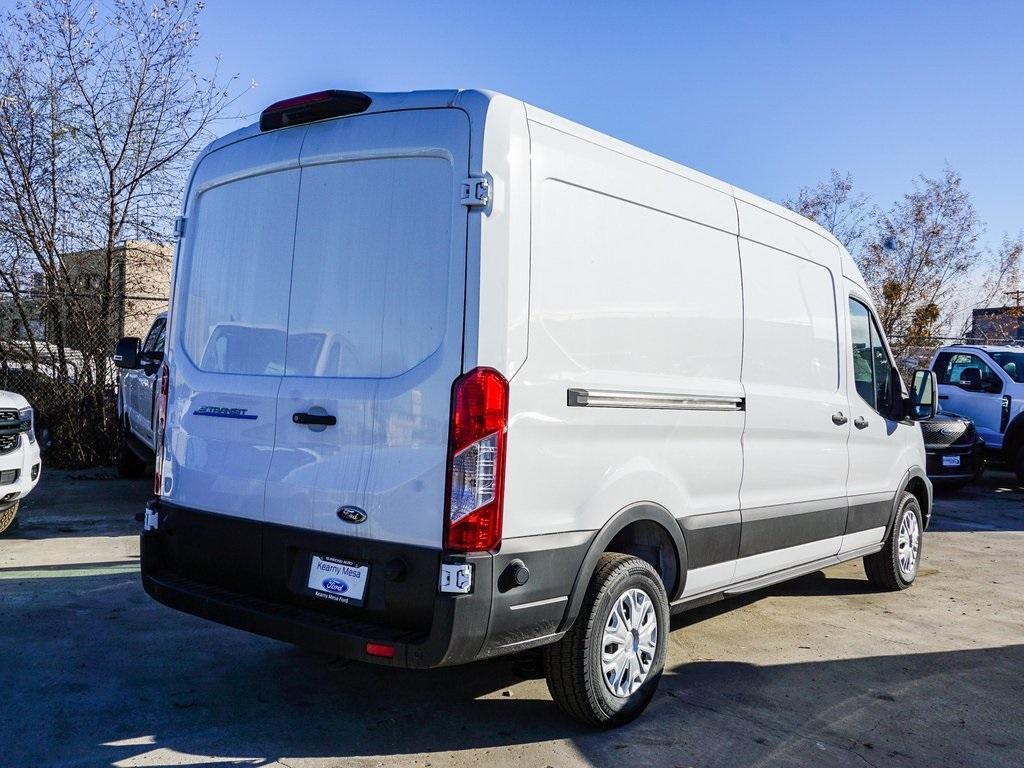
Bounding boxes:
322 577 350 594
337 505 368 524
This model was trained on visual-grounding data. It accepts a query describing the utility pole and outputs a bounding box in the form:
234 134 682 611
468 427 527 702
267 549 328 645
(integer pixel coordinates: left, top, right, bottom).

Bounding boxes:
1004 289 1024 307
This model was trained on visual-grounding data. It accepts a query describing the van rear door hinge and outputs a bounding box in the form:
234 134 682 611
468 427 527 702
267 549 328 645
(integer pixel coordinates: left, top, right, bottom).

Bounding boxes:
460 177 490 208
173 216 187 239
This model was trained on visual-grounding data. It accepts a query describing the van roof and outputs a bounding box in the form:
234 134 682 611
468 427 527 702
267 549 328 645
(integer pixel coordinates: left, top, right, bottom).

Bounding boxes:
200 87 846 254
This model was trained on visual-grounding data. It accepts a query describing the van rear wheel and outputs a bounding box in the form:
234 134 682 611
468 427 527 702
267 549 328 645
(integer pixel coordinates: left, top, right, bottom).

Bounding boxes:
863 492 923 590
543 553 668 727
0 501 19 536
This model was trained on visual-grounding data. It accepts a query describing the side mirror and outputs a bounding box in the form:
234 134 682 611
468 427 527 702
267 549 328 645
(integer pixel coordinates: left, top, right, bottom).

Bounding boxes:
113 337 141 369
907 369 937 421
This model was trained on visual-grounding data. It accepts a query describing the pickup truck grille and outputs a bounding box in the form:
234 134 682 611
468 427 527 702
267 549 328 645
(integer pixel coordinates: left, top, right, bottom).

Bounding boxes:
921 419 976 449
0 433 18 455
0 409 25 455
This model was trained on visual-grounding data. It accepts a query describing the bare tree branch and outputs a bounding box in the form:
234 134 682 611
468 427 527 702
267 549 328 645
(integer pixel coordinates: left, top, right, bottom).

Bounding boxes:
0 0 248 467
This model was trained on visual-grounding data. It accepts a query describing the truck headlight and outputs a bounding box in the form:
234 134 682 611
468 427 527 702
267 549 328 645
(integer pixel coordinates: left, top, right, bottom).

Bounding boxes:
18 407 35 444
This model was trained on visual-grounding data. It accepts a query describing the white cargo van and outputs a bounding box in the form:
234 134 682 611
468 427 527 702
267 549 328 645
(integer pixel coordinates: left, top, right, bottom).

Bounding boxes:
142 89 938 726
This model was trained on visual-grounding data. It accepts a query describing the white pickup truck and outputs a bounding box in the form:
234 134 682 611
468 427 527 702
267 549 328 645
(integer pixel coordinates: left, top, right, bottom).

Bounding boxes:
929 344 1024 482
0 389 41 534
113 312 166 476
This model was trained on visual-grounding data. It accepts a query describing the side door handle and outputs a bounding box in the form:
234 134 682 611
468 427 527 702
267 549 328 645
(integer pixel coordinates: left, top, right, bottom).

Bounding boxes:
854 416 869 429
292 412 337 426
832 412 848 426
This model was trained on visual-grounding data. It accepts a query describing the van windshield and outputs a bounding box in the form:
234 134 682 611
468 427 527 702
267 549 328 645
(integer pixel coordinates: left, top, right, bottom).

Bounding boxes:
991 351 1024 383
181 156 454 378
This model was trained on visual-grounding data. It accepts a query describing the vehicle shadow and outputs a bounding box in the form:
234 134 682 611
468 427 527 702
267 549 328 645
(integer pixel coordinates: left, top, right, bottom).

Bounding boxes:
1 571 1021 768
671 570 881 633
8 469 148 540
929 469 1024 532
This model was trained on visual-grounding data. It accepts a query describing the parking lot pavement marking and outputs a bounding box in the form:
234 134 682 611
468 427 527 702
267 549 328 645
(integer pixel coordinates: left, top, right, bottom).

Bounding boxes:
0 561 139 580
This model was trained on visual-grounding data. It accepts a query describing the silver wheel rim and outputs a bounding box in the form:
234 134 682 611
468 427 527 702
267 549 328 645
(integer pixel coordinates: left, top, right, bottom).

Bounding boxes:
897 507 920 579
601 587 658 698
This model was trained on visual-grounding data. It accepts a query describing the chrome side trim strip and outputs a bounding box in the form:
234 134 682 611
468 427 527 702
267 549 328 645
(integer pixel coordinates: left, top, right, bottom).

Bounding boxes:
567 388 744 411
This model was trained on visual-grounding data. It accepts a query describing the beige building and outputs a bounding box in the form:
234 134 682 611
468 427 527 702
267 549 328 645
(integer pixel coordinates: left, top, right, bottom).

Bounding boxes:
57 240 172 344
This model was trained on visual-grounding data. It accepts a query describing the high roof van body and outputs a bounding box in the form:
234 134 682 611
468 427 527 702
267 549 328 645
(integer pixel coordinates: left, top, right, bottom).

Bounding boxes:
141 89 936 725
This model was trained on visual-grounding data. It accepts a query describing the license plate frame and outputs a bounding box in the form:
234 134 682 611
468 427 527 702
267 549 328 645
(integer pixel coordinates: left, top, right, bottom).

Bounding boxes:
306 554 369 607
942 455 962 468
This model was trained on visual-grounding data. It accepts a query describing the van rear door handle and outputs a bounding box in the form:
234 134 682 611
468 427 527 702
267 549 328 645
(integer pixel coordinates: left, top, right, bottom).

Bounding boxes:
292 412 337 426
854 416 869 429
831 412 848 426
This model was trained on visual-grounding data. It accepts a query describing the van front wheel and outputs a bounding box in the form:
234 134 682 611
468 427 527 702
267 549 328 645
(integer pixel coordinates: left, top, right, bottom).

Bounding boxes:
863 492 923 590
543 553 669 727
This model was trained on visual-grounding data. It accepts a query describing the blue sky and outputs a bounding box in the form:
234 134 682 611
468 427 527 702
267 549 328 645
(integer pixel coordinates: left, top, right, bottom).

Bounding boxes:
8 1 1024 245
191 1 1022 246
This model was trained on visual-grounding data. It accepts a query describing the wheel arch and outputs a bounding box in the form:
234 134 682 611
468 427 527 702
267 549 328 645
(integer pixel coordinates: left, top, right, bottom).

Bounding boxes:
557 502 687 634
892 466 932 531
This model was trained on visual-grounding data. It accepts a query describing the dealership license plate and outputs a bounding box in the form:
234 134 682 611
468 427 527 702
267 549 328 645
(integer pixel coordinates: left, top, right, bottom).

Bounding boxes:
942 455 961 467
307 555 368 606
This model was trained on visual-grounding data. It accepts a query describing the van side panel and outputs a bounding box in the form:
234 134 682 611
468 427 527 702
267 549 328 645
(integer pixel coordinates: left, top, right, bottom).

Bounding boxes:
504 121 744 596
735 201 850 577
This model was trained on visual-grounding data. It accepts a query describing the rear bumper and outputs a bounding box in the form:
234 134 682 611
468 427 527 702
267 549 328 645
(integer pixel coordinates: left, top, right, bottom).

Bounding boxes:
141 501 589 668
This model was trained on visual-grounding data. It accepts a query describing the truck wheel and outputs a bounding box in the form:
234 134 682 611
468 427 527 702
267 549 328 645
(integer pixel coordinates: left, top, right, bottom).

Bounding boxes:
116 424 147 478
0 501 19 536
1014 447 1024 486
863 492 923 591
544 553 669 727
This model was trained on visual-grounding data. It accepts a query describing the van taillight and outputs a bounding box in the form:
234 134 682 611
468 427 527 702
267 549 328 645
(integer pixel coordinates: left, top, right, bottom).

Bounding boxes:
153 363 169 496
444 368 509 552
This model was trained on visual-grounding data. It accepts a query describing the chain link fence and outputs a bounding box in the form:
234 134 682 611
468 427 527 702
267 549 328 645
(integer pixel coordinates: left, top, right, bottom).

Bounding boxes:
0 290 168 468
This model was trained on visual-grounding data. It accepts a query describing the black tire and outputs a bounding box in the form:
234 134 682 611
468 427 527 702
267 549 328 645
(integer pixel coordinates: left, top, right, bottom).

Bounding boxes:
543 553 669 727
116 422 147 478
1014 447 1024 486
864 492 923 591
0 501 19 536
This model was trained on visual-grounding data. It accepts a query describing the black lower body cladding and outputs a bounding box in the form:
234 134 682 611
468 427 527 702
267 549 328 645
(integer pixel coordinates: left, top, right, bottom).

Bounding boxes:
141 501 591 668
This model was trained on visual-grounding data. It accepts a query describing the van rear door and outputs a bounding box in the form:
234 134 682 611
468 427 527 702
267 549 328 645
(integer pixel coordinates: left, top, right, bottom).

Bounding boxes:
263 109 470 549
165 127 307 521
